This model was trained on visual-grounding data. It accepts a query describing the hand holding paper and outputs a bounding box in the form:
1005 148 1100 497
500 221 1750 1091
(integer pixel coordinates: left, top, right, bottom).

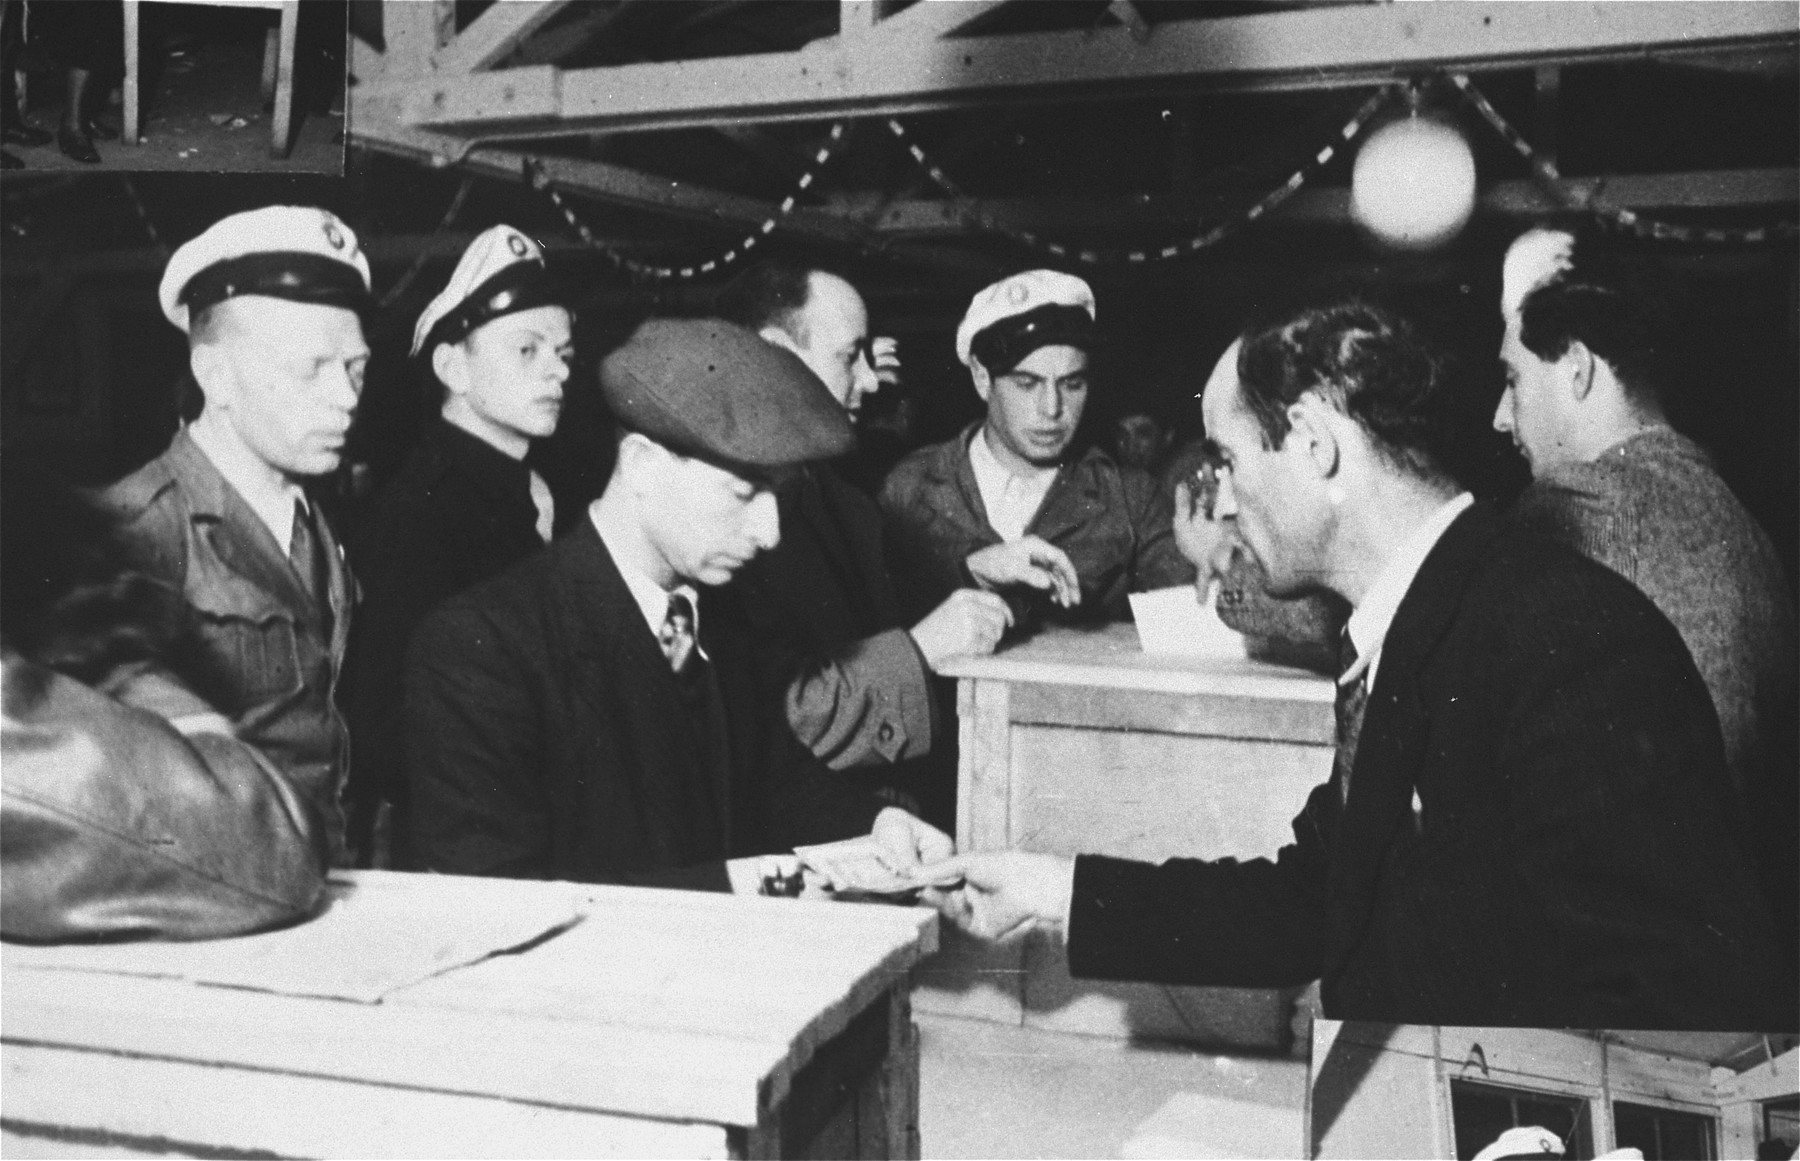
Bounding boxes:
913 850 1077 941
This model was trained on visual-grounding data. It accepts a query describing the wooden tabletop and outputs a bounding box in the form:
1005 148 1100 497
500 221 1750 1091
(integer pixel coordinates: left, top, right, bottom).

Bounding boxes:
937 622 1334 703
3 870 938 1131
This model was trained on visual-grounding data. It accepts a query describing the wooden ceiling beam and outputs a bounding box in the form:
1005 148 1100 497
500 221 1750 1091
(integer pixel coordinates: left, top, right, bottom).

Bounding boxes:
359 1 1797 148
824 0 1012 46
434 0 576 75
853 168 1800 236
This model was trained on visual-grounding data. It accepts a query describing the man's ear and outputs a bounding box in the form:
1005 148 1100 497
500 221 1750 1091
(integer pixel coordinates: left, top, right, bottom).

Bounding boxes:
189 342 232 413
759 325 803 359
614 431 672 492
432 342 468 398
1562 340 1598 403
1287 393 1342 483
969 362 993 404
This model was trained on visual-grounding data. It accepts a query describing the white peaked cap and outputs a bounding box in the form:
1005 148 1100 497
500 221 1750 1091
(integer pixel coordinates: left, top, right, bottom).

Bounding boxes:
955 268 1096 368
411 224 551 356
159 205 370 333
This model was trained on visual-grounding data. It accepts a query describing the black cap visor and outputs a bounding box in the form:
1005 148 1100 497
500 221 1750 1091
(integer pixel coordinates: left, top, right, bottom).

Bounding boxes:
971 303 1097 375
180 252 372 320
422 261 566 355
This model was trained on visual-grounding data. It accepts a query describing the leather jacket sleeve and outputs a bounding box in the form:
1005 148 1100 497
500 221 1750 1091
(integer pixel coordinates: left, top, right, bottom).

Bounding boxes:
1 652 329 942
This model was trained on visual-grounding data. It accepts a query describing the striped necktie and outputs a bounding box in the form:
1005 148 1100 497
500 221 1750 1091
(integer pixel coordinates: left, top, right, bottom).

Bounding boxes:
658 590 699 676
1334 629 1370 804
288 498 332 633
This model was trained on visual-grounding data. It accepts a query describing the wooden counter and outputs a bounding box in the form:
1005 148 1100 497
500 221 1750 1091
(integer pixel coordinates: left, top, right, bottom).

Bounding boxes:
2 871 937 1159
922 622 1334 1050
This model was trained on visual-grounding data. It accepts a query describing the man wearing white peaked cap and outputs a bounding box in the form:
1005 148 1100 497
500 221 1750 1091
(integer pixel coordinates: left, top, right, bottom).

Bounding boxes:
344 224 573 867
103 205 374 865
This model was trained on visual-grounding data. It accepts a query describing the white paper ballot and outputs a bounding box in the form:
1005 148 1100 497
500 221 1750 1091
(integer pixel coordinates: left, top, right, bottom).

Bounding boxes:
1129 584 1248 658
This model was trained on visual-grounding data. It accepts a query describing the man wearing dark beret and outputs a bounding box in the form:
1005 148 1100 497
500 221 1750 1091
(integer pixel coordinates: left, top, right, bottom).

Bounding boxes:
713 263 1010 828
101 206 372 865
402 318 953 890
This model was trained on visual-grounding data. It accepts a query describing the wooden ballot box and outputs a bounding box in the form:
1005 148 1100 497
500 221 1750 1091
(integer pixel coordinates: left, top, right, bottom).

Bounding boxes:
3 871 936 1159
921 622 1335 1050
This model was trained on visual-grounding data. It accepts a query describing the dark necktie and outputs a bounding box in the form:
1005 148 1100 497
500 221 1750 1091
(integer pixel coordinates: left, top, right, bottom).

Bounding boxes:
658 590 699 676
1334 629 1370 804
288 499 333 631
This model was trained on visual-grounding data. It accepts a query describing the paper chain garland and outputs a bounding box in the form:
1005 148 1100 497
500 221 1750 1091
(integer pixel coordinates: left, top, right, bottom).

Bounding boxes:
883 87 1394 266
520 73 1794 279
525 123 848 282
1449 73 1796 245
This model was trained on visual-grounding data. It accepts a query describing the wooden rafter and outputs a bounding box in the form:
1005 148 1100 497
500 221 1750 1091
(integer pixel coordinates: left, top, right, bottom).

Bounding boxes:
434 0 575 75
853 167 1800 237
354 1 1798 152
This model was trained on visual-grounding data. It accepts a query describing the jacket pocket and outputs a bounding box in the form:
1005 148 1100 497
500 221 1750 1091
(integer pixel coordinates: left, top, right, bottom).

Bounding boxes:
189 615 305 715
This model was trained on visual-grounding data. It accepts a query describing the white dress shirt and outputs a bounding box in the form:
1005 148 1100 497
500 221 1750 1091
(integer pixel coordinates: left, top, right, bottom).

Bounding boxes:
968 427 1058 543
187 422 309 555
528 469 555 544
1343 492 1474 691
589 508 703 652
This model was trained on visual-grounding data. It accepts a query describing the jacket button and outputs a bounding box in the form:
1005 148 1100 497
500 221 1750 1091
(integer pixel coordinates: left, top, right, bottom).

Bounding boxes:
878 723 895 743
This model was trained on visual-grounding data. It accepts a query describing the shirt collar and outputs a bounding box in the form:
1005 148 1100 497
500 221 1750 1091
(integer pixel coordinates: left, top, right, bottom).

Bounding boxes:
1344 492 1474 688
588 506 702 643
969 425 1059 492
186 421 308 554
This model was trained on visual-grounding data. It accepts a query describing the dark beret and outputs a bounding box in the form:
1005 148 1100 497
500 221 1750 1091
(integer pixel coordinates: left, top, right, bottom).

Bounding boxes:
599 318 854 469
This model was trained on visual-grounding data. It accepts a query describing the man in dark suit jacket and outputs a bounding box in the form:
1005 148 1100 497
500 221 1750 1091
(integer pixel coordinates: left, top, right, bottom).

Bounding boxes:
403 318 952 891
713 264 1009 824
922 301 1795 1031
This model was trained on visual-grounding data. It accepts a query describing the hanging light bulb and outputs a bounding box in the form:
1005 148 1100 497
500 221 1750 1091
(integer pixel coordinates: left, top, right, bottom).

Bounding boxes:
1351 85 1478 251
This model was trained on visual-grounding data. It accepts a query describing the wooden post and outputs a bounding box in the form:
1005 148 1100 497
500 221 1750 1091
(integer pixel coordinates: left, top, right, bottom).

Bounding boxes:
122 0 140 145
270 1 299 157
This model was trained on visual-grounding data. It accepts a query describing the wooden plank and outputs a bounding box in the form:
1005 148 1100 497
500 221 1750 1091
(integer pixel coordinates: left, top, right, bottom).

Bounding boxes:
3 1041 732 1160
820 0 1009 45
937 624 1335 706
382 0 456 76
958 678 1013 854
376 2 1798 137
122 2 142 146
1012 683 1334 745
4 876 937 1132
1007 728 1328 862
855 169 1800 237
434 0 573 75
269 1 299 158
4 966 790 1127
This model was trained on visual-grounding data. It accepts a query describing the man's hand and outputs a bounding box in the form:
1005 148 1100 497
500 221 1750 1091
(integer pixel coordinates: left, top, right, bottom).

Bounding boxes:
870 335 901 388
869 806 954 871
915 850 1076 941
1172 478 1234 587
965 537 1080 608
909 588 1013 670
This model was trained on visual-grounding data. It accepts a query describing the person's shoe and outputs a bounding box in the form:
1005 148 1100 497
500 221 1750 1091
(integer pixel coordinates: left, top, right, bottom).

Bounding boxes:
57 125 100 164
2 121 53 148
1 150 24 170
83 116 121 142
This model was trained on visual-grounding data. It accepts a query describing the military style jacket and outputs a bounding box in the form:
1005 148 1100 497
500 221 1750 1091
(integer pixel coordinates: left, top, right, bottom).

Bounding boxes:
101 430 354 863
879 424 1194 628
718 463 935 772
